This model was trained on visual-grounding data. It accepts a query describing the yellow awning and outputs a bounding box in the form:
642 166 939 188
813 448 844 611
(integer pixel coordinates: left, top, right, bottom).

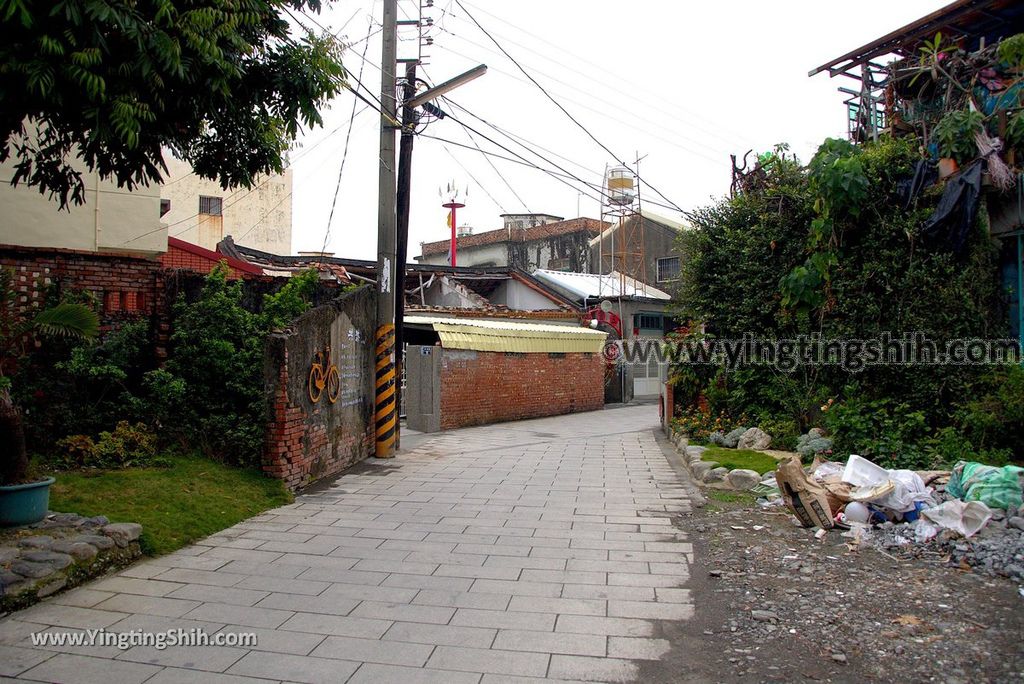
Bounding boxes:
405 315 607 354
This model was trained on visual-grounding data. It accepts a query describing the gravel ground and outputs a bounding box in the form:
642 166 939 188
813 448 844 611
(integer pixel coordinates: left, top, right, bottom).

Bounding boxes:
648 491 1024 684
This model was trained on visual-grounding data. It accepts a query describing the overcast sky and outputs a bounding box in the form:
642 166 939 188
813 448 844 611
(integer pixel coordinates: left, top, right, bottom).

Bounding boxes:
272 0 948 261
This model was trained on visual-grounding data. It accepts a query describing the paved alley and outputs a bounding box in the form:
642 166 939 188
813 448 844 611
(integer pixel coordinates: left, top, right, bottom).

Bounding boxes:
0 405 696 683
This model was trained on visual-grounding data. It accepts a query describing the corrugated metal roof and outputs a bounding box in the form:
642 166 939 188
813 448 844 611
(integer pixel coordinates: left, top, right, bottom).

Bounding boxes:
405 315 607 353
531 270 671 301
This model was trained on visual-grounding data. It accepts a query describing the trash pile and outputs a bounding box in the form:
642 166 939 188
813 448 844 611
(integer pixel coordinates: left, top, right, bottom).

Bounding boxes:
763 454 1024 580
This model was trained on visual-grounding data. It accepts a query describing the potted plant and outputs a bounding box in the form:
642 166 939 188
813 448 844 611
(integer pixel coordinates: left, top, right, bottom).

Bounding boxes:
0 269 98 526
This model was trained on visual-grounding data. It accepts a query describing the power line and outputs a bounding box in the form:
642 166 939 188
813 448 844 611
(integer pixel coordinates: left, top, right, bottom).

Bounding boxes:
450 0 755 152
424 104 686 216
420 132 607 209
432 40 729 168
442 145 508 214
460 126 532 213
453 0 685 215
443 97 600 184
120 103 372 247
321 22 375 258
438 98 646 212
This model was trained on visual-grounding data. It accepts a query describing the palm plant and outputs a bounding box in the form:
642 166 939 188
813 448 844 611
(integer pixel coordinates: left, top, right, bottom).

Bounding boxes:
0 269 99 485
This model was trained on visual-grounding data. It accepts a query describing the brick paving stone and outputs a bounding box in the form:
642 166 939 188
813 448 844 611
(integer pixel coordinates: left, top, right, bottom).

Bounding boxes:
382 621 497 648
20 653 162 684
226 650 358 684
349 663 482 684
1 405 693 683
426 645 549 677
548 654 639 682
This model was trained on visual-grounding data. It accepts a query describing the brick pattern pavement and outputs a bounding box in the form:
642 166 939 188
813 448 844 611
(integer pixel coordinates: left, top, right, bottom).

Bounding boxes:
0 405 693 683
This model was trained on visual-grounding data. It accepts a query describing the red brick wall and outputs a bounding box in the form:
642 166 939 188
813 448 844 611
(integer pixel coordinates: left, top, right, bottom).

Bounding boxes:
262 287 376 491
0 245 162 327
439 350 604 430
159 243 248 279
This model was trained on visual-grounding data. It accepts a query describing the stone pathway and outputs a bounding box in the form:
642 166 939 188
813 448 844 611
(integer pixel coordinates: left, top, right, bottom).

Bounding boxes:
0 405 695 683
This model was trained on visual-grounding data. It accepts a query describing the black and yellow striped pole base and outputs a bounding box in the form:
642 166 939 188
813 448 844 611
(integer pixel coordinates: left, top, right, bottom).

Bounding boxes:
374 324 397 458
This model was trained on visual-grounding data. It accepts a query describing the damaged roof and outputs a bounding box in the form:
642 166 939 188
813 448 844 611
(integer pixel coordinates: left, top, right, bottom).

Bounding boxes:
809 0 1024 79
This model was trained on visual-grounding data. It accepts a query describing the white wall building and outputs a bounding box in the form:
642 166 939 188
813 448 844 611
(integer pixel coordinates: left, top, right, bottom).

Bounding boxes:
160 156 292 255
0 154 164 255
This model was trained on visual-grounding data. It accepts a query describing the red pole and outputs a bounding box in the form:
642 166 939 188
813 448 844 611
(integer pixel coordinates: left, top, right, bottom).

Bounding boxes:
442 201 465 268
450 205 457 267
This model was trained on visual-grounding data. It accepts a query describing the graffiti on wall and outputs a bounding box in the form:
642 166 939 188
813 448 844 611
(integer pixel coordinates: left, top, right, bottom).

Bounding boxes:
308 343 341 404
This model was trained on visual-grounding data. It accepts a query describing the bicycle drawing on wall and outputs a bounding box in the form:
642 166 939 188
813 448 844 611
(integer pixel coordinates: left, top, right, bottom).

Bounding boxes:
308 343 340 404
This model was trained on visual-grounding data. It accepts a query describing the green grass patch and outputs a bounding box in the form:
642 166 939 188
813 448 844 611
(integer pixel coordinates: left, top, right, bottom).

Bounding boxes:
705 489 758 504
49 454 291 556
702 446 779 474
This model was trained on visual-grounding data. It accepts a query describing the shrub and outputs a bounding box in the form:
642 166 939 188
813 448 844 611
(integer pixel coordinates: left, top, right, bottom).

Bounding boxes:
673 407 750 444
53 422 165 470
933 109 984 164
996 33 1024 70
670 134 1011 468
956 365 1024 454
53 434 95 470
757 415 799 451
90 421 163 469
160 265 318 467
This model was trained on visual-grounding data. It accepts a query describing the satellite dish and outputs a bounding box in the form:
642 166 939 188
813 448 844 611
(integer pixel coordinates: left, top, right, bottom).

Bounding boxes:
600 299 612 313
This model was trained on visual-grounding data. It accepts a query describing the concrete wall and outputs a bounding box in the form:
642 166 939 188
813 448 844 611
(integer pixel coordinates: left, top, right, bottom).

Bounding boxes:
406 347 604 432
489 279 564 310
0 155 165 256
263 286 375 490
419 232 593 272
160 156 292 255
406 345 442 433
418 241 507 268
590 216 680 284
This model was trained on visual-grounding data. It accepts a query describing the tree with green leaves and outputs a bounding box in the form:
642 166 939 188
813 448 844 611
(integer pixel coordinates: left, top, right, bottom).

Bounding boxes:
0 269 99 485
0 0 346 207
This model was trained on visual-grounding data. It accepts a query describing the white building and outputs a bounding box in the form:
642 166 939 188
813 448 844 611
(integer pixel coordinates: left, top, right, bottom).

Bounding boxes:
159 156 292 255
0 153 164 255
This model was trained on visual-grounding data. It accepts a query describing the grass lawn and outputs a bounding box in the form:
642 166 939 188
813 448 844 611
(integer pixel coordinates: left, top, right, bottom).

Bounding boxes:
49 454 292 556
702 446 778 475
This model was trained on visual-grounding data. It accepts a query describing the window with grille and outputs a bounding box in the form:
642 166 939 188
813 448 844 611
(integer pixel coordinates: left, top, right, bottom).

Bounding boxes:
199 195 223 216
636 313 662 331
656 256 680 282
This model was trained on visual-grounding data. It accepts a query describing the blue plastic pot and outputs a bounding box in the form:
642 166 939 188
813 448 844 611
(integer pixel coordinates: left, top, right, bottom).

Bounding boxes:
0 477 55 527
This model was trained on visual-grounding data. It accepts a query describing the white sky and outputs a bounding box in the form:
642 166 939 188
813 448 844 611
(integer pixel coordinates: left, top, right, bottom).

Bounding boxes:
279 0 948 261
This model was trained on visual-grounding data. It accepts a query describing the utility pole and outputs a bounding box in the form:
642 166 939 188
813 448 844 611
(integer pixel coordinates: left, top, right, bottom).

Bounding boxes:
393 60 418 448
373 0 484 458
374 0 398 459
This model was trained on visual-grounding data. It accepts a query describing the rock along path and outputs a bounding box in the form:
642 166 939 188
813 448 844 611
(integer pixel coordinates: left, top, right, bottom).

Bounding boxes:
0 404 696 683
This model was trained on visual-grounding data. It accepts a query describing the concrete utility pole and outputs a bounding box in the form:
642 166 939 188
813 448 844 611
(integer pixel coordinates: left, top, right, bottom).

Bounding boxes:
374 0 399 459
373 0 484 458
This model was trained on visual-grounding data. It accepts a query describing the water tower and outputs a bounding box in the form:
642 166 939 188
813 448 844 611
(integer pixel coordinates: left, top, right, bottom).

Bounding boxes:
606 166 636 206
597 161 646 299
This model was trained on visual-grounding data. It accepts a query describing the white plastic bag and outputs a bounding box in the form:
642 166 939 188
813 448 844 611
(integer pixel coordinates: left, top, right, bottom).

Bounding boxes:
880 470 936 513
912 518 939 543
841 454 935 513
921 500 993 538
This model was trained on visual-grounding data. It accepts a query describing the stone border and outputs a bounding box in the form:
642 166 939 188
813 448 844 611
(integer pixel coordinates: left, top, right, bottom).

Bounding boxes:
664 426 766 492
0 513 142 615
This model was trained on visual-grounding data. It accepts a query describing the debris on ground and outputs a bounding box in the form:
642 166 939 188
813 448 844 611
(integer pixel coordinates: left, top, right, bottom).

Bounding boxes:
656 488 1024 683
